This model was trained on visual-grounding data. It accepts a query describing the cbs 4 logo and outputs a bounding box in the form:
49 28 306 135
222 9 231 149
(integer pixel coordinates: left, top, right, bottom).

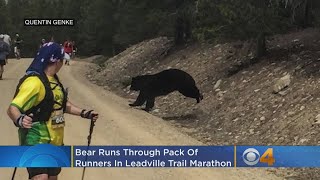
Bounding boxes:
242 148 275 166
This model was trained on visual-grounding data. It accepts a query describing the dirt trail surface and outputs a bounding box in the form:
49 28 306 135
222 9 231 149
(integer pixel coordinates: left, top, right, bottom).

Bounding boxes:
0 59 282 180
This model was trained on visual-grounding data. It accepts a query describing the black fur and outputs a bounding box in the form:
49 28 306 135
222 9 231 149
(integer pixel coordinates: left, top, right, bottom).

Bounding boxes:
129 69 203 112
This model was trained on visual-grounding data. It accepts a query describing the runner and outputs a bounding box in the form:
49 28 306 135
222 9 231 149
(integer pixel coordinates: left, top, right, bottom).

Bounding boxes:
63 39 73 65
72 41 77 58
14 33 22 59
7 42 99 180
39 38 46 49
3 34 11 63
0 34 10 80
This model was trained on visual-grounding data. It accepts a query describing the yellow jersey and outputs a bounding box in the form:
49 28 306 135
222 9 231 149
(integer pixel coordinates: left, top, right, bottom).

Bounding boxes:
11 75 65 145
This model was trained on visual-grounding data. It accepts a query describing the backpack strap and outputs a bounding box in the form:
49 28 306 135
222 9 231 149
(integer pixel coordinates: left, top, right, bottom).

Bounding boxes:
54 74 68 113
14 72 54 122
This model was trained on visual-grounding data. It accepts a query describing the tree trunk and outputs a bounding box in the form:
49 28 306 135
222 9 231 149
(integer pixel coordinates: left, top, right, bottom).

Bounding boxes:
174 16 184 45
303 0 312 27
256 32 266 58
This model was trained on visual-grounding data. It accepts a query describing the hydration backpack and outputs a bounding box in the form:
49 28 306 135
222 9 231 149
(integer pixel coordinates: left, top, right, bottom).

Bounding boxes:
13 72 68 122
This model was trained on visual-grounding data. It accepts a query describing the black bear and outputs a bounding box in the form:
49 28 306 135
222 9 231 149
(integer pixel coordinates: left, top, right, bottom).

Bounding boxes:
129 69 203 112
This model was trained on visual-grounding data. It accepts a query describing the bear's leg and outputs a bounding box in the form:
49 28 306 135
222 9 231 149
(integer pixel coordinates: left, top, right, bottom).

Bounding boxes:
178 86 202 103
144 97 155 112
129 92 147 107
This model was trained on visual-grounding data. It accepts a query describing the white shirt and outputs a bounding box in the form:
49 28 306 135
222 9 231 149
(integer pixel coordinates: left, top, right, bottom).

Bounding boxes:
3 34 11 46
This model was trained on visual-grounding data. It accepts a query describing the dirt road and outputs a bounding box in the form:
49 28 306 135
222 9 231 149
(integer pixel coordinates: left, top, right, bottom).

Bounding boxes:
0 59 283 180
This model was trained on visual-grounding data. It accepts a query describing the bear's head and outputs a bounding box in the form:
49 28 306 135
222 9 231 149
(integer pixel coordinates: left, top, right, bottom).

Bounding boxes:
130 76 146 91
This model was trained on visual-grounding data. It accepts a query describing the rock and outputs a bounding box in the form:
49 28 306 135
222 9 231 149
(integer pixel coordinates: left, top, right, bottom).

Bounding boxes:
260 116 266 121
254 89 261 92
295 65 302 70
299 138 308 144
217 91 224 97
215 57 223 61
249 129 254 134
288 111 295 116
300 106 305 111
293 39 300 43
273 74 291 94
214 79 222 89
278 137 285 142
278 90 289 96
274 67 282 72
313 114 320 124
232 118 239 122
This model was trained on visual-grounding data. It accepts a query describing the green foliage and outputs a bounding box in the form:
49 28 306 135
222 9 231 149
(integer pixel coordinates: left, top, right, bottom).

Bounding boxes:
1 0 319 57
194 0 293 42
78 0 115 56
0 0 9 33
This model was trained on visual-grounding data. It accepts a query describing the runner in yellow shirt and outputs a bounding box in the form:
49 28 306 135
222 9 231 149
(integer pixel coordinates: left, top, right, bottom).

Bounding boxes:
7 42 99 180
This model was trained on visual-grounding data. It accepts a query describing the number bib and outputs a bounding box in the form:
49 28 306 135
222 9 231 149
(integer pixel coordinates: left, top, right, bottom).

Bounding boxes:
51 110 65 129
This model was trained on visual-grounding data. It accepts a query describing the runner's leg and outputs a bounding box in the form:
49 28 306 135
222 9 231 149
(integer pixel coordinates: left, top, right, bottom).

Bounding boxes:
31 174 49 180
0 64 3 79
49 176 58 180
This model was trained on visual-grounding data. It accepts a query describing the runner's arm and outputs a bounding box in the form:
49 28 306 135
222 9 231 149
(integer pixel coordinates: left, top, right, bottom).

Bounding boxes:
65 100 83 116
65 100 99 121
7 105 33 128
7 105 22 124
7 77 42 128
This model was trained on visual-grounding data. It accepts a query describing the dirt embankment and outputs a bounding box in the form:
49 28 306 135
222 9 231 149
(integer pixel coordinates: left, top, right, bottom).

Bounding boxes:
86 28 320 179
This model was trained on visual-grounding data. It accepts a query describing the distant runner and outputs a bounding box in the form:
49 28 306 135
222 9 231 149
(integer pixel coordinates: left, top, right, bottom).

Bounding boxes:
39 39 46 49
2 34 11 63
14 33 22 59
0 34 10 80
72 41 77 58
63 39 73 65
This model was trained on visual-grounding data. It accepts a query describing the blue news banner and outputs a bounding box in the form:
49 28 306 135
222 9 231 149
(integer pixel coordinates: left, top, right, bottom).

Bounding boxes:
1 144 320 167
